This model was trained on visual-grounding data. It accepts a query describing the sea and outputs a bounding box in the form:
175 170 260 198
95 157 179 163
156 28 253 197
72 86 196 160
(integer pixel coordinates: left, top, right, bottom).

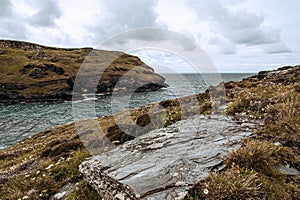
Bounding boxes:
0 73 253 149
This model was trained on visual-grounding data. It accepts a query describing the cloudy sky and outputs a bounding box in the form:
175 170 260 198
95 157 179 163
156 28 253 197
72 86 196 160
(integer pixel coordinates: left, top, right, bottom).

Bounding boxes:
1 0 300 72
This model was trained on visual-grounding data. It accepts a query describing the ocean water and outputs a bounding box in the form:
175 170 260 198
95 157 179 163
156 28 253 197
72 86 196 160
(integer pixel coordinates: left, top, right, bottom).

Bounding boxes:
0 73 253 149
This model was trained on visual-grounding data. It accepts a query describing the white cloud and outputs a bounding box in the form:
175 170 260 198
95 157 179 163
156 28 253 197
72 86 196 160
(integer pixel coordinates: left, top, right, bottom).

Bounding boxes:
0 0 13 17
0 0 299 72
189 0 283 46
263 43 292 54
28 0 62 27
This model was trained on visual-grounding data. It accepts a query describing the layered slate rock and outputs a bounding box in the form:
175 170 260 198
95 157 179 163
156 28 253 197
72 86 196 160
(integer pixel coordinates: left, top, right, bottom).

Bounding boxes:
80 115 262 199
0 40 167 103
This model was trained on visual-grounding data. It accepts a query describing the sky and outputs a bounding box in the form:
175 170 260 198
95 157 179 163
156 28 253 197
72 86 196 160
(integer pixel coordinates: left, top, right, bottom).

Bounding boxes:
1 0 300 73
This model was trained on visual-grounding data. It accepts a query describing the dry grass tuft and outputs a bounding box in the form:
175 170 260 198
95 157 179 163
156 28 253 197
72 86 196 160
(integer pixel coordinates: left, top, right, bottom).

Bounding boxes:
67 181 101 200
0 150 91 200
226 84 295 119
263 94 300 146
186 163 299 200
186 167 263 200
226 140 279 176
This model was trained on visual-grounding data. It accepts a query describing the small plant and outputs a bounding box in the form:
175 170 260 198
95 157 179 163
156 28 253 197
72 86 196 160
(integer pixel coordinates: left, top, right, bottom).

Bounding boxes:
186 160 299 200
263 94 300 146
226 84 294 119
0 150 90 200
67 181 101 200
226 140 279 177
186 167 263 200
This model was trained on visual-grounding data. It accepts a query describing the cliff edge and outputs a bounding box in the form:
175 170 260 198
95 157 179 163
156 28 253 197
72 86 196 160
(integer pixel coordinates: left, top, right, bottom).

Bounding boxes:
0 40 167 103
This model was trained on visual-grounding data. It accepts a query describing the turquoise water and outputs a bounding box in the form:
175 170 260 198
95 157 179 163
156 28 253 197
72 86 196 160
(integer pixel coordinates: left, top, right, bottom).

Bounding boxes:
0 73 252 149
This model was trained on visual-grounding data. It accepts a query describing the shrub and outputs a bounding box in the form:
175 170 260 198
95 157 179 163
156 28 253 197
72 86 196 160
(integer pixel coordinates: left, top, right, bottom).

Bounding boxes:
67 181 101 200
186 167 263 200
263 94 300 146
225 140 279 177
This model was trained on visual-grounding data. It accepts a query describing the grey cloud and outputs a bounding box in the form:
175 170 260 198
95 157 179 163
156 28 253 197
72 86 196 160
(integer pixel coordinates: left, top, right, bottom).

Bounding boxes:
209 36 237 54
98 27 201 56
264 43 292 54
0 0 61 41
190 0 282 46
28 0 62 27
227 27 281 45
221 44 237 55
0 0 64 43
0 0 28 40
102 0 159 28
88 0 164 45
0 21 27 39
222 11 264 30
0 0 13 17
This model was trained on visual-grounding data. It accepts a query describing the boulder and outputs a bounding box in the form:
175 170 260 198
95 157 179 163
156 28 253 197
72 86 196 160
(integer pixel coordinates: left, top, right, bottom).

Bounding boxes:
80 115 262 199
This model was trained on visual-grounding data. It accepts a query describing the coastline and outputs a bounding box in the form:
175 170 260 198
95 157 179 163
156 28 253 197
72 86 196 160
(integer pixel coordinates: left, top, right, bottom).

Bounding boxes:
0 65 299 199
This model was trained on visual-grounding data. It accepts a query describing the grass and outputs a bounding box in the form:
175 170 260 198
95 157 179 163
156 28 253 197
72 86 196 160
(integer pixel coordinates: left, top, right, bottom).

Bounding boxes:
186 140 300 200
0 89 212 199
186 65 300 200
226 84 292 118
0 39 166 102
67 181 101 200
1 64 299 199
186 167 263 200
262 94 300 147
225 140 279 177
0 150 95 200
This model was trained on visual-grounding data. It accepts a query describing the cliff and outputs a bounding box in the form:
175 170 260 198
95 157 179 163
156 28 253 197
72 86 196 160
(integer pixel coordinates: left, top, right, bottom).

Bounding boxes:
0 40 167 103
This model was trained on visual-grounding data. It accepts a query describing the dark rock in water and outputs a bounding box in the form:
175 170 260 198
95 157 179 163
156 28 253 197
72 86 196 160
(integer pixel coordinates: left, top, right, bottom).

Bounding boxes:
80 115 262 199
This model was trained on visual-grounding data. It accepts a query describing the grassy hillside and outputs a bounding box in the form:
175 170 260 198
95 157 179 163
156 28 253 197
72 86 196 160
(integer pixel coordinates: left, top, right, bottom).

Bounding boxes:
186 65 300 200
0 40 167 103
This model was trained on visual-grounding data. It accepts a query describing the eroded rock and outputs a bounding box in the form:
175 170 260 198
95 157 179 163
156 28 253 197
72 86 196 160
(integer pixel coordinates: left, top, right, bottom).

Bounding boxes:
80 115 262 199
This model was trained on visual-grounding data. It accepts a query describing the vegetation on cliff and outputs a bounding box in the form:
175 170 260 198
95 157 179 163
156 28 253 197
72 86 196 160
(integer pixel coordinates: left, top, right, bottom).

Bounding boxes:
186 65 300 200
0 40 167 103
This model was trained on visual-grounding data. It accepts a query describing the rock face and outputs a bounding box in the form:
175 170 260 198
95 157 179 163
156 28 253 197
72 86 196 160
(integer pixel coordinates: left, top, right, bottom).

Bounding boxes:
80 115 262 199
0 40 167 103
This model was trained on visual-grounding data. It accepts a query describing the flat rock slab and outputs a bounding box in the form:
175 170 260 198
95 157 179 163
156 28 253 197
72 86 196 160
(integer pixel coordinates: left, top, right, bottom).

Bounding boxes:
80 115 262 200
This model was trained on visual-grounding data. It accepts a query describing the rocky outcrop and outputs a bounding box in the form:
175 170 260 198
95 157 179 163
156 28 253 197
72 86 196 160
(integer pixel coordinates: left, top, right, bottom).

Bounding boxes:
225 65 300 88
0 40 167 103
79 115 262 199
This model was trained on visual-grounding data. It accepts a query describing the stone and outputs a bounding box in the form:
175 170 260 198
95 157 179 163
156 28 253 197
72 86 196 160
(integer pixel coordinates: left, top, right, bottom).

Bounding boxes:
29 68 48 78
80 115 262 199
277 165 300 175
50 183 77 200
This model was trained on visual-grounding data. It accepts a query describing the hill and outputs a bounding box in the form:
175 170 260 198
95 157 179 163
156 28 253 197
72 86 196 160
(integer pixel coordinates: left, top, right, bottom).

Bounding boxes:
0 40 167 103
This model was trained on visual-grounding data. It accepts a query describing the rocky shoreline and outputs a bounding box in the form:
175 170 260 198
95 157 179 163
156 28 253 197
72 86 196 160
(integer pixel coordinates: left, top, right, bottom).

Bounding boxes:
0 65 299 199
0 40 167 103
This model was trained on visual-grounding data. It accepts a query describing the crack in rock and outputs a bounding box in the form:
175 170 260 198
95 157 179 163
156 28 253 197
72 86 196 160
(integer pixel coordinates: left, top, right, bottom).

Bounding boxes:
79 114 262 199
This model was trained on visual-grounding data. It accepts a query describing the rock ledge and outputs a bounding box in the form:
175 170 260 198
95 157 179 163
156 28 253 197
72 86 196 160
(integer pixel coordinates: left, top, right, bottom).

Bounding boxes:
80 115 262 199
